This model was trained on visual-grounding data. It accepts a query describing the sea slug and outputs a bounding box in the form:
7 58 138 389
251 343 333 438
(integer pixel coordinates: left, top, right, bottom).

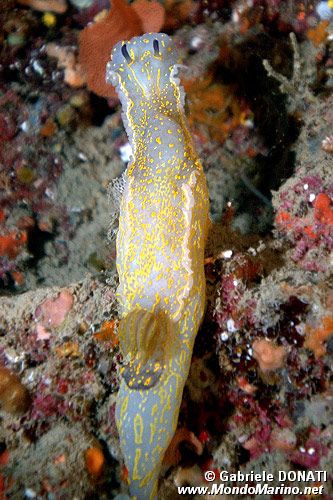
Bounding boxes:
106 32 210 499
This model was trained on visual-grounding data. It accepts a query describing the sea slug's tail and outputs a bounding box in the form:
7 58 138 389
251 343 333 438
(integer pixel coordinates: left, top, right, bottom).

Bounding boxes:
115 309 188 499
106 33 184 104
116 370 184 500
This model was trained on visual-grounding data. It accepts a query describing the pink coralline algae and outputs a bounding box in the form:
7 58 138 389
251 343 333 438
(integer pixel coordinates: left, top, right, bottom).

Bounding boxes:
0 87 65 289
31 390 69 421
0 90 63 212
204 230 331 475
214 252 261 336
26 379 74 438
275 174 333 271
225 385 329 467
228 391 276 459
290 430 328 469
35 290 74 328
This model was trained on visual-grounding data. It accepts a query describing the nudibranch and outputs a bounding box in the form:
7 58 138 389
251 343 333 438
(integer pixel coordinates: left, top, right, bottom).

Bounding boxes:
106 33 210 499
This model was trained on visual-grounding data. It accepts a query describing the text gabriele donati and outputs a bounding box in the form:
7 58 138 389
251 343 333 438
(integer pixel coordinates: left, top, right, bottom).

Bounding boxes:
219 470 327 482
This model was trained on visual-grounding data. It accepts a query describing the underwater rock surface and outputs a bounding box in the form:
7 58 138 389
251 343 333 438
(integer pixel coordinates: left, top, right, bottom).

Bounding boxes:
0 0 333 497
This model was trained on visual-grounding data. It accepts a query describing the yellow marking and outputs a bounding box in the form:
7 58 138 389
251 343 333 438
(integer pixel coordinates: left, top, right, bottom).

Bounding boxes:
139 469 155 488
134 413 144 444
157 67 161 90
149 421 156 444
132 448 142 480
158 386 168 406
160 394 172 423
127 61 146 95
156 137 161 144
151 404 158 416
120 395 129 419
